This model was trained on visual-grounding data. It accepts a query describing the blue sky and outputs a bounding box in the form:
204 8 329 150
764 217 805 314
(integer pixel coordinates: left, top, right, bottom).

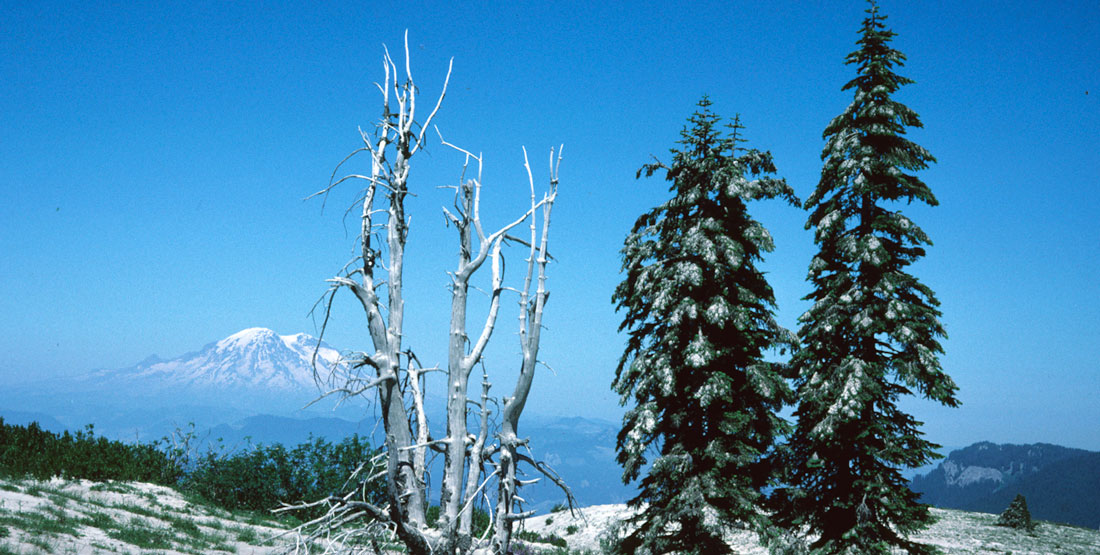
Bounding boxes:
2 1 1097 450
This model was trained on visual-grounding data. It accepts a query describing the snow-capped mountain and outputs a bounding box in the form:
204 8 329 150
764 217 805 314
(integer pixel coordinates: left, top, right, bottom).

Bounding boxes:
91 327 342 392
0 327 363 439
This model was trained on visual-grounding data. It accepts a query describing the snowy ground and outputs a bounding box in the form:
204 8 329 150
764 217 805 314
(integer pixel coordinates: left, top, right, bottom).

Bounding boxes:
0 477 290 554
3 477 1097 554
518 504 1100 554
913 508 1100 554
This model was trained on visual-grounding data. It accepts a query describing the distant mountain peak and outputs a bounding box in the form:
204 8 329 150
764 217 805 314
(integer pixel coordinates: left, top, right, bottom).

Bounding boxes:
215 327 279 351
89 327 343 394
0 327 372 441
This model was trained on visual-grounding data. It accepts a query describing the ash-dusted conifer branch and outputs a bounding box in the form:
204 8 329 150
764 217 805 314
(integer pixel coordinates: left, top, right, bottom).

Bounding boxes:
773 4 958 553
611 98 797 554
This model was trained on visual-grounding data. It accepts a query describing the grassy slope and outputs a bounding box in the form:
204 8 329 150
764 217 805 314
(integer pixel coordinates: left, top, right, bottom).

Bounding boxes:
0 477 290 554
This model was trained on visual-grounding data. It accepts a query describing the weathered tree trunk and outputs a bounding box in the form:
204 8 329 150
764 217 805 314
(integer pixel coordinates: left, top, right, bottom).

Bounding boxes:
460 373 492 537
434 144 545 554
312 34 449 554
493 148 561 554
305 36 565 555
440 179 477 553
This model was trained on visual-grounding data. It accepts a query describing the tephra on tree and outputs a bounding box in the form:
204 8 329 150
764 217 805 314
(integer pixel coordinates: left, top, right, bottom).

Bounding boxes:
611 97 798 554
772 3 959 553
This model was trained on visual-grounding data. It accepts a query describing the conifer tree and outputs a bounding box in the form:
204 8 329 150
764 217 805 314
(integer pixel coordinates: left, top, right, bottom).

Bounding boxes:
772 3 960 553
611 97 798 554
996 494 1035 531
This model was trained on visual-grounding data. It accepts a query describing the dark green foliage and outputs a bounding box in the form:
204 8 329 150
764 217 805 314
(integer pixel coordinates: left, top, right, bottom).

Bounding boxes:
0 417 383 522
426 505 493 537
180 434 384 519
106 518 174 550
0 418 182 485
513 529 567 548
997 494 1035 531
612 97 798 554
772 3 959 553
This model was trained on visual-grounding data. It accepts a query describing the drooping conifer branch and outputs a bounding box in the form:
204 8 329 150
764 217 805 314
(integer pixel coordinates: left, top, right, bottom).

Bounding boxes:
773 3 959 553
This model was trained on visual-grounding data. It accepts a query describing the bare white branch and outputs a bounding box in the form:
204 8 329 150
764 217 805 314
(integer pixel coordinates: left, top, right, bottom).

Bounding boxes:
306 38 563 555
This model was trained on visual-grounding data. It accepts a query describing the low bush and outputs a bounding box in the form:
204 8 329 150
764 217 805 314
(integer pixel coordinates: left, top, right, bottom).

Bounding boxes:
179 434 384 519
0 418 181 485
0 418 385 521
514 529 567 548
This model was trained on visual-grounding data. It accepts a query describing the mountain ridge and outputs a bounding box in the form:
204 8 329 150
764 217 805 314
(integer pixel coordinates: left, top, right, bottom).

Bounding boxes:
911 441 1100 529
7 328 1095 521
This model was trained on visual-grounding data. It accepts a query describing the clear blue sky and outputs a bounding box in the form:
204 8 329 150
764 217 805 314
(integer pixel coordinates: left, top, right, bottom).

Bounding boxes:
2 1 1097 450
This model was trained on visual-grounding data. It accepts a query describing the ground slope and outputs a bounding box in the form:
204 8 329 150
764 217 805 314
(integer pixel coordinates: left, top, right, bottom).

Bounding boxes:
0 477 290 554
5 477 1098 554
520 504 1100 554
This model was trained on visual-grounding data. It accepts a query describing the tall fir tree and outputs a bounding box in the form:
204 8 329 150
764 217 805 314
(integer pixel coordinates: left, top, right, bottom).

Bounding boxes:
772 3 959 553
611 97 798 554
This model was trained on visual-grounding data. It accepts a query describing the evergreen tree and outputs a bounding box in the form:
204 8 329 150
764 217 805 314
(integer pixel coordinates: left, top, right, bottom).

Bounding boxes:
996 494 1035 531
611 97 798 554
772 3 959 553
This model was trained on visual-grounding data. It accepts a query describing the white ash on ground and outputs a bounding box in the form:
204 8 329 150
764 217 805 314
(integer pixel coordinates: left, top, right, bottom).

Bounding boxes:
518 503 1100 554
0 476 289 554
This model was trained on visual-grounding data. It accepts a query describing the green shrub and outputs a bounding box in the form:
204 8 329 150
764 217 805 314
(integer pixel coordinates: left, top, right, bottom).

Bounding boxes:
426 505 493 536
514 529 567 548
179 434 385 520
0 418 182 485
0 417 388 524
